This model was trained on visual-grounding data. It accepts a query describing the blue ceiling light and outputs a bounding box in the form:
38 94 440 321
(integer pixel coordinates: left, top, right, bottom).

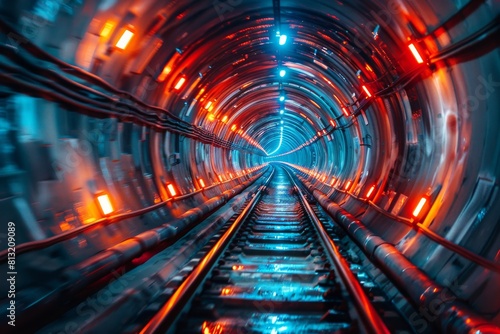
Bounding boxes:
279 69 286 77
279 96 285 102
279 34 287 45
279 109 284 114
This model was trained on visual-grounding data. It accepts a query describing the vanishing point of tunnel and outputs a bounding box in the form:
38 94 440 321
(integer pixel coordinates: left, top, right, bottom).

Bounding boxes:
0 0 499 333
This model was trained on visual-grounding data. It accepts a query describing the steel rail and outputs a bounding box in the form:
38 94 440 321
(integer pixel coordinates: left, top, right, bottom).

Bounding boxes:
140 168 275 333
286 168 391 334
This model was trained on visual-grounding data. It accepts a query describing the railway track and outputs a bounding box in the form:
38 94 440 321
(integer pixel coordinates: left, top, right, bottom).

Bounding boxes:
138 166 415 334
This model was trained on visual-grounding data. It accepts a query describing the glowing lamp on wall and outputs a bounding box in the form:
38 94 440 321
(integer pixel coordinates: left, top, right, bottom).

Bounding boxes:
100 21 115 38
366 185 376 199
115 29 134 50
409 43 424 64
96 193 114 215
412 197 428 218
174 77 186 90
362 85 372 98
167 184 177 197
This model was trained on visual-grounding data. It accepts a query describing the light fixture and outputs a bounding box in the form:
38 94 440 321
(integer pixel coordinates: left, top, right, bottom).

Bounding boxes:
199 178 206 188
279 96 285 102
342 107 349 117
362 85 372 97
412 197 427 217
409 43 424 64
167 184 177 197
157 65 172 82
100 21 115 38
115 29 134 50
366 185 376 199
96 193 114 215
280 109 284 115
279 69 286 77
280 120 284 124
279 34 287 45
345 181 352 190
174 77 186 90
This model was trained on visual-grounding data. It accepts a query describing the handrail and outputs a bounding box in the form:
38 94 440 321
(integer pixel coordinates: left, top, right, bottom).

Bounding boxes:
286 168 391 334
140 168 275 333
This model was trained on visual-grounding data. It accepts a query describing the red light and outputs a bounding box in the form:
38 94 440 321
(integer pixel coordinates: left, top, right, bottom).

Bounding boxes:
413 197 427 217
100 21 115 38
362 85 372 97
167 184 177 197
97 193 114 215
230 124 237 132
199 178 206 188
205 101 213 110
366 185 376 198
221 115 228 123
342 107 349 117
157 65 171 82
329 119 336 127
174 77 186 90
345 181 352 190
331 177 336 186
218 175 223 182
409 43 424 64
115 29 134 50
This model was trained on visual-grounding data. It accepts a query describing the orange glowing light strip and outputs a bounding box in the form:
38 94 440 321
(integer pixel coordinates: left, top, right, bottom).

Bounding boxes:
174 77 186 90
100 21 115 38
230 124 237 131
97 194 114 215
345 181 352 190
366 185 376 198
342 107 349 116
199 178 206 188
205 101 212 110
218 175 223 182
157 65 172 82
330 119 336 127
167 184 177 197
409 43 424 64
115 29 134 50
413 197 427 217
362 85 372 97
331 177 336 186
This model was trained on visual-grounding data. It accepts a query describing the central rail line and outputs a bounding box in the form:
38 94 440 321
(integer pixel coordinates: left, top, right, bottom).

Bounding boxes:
139 166 408 333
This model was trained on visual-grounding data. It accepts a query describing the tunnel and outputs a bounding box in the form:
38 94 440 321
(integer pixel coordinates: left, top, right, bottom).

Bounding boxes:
0 0 499 333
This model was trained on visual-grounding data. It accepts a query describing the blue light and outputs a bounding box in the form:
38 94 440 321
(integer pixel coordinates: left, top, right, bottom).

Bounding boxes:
280 109 284 114
279 34 287 45
279 69 286 77
279 96 285 102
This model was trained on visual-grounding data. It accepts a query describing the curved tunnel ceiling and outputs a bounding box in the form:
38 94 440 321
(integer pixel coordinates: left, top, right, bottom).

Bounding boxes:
1 0 500 329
